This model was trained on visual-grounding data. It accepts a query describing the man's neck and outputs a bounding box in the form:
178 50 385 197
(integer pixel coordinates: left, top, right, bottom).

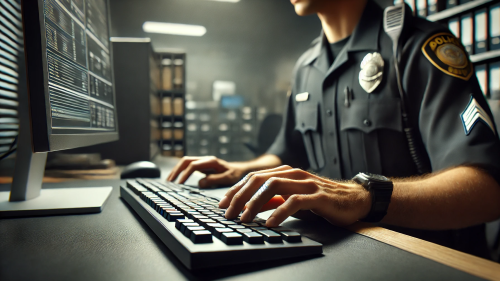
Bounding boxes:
317 0 368 43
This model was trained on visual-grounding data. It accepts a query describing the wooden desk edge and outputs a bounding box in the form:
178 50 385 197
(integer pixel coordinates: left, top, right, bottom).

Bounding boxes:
345 222 500 281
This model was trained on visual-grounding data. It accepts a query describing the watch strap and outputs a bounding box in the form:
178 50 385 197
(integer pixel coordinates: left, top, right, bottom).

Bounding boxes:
353 173 393 223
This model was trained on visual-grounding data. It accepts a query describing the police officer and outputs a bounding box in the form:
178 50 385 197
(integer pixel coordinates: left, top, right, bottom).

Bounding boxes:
168 0 500 257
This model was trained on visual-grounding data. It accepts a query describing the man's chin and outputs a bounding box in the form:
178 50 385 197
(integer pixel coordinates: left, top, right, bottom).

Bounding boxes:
294 4 316 16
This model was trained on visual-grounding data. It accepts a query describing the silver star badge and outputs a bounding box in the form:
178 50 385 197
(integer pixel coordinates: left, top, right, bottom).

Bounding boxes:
359 52 384 93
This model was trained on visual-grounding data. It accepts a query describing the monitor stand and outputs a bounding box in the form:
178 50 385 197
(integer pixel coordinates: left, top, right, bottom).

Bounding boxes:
0 66 112 218
0 125 113 218
0 127 113 218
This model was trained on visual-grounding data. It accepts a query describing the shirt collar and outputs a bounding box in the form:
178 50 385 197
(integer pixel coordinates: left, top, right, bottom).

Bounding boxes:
303 0 382 67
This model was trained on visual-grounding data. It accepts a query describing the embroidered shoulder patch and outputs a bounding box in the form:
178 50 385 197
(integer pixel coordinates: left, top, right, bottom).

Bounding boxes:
422 32 473 81
460 96 496 135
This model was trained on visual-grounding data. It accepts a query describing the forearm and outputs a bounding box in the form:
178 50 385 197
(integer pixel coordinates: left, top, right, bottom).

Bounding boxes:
382 166 500 230
232 154 282 175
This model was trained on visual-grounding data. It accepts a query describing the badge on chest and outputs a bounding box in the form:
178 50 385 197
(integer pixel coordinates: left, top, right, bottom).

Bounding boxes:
359 52 384 93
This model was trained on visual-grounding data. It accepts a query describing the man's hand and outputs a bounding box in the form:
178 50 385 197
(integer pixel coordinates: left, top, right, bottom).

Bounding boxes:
167 156 246 188
218 165 371 228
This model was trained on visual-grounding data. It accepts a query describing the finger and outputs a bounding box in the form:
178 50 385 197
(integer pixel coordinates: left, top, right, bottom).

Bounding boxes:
266 194 318 227
199 171 237 189
167 157 200 181
225 168 312 219
240 178 317 222
219 165 292 208
177 157 220 184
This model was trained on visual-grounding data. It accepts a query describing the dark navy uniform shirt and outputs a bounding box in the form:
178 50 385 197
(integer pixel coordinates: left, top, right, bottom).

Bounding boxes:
267 0 500 258
268 1 500 182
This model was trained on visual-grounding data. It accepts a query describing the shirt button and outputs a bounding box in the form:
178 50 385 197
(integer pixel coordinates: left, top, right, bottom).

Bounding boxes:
329 131 334 136
326 109 333 116
363 119 372 127
333 158 337 164
302 122 305 127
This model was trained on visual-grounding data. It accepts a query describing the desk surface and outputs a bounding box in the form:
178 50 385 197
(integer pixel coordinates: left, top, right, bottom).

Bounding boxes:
1 179 497 281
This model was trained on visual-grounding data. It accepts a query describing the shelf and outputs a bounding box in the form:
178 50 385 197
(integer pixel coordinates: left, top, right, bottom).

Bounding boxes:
470 49 500 63
427 0 495 22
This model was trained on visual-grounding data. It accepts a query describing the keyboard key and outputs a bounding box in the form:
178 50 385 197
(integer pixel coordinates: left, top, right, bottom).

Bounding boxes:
193 215 208 220
241 223 259 227
166 212 185 222
220 221 236 226
236 228 252 233
199 219 216 226
258 230 282 243
175 219 194 229
228 225 245 229
212 228 234 239
281 232 302 243
242 232 264 244
251 227 268 231
221 232 243 245
253 218 266 224
180 222 199 233
205 223 225 230
190 230 213 243
271 227 292 233
184 226 205 237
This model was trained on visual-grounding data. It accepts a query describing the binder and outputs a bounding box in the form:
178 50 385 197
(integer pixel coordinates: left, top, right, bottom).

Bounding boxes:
489 62 500 99
449 17 460 38
460 13 474 54
403 0 416 13
490 3 500 51
474 8 488 54
475 64 488 97
446 0 457 9
416 0 427 17
427 0 444 15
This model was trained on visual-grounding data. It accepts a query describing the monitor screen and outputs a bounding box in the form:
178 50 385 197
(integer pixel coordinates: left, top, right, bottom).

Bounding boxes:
44 0 115 132
22 0 118 151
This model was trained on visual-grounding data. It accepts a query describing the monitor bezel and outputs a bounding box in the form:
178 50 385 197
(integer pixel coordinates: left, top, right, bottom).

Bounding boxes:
21 0 119 153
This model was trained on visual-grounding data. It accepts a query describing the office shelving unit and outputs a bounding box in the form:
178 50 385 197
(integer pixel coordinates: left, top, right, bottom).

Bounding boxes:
0 0 22 159
158 52 186 158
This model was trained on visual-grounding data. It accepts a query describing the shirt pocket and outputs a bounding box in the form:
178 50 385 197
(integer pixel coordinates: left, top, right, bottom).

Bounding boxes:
340 98 403 175
294 101 325 171
340 98 403 133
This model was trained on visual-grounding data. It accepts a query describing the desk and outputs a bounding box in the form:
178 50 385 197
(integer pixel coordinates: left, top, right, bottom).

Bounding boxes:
1 174 500 280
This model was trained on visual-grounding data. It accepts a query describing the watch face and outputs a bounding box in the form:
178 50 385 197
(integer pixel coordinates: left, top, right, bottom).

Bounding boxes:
365 173 389 182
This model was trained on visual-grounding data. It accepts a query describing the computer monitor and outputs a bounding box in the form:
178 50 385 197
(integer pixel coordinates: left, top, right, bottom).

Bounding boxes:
0 0 117 217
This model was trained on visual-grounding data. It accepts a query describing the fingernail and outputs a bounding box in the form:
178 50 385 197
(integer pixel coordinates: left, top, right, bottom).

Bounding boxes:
199 179 207 188
266 217 278 227
225 206 234 219
240 209 252 222
219 196 229 208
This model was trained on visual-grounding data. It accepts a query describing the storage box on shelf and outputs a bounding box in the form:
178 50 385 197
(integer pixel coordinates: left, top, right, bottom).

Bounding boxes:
157 52 186 158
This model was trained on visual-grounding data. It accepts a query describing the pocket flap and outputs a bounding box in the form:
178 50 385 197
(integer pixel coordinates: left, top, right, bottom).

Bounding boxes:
295 102 318 133
341 98 402 134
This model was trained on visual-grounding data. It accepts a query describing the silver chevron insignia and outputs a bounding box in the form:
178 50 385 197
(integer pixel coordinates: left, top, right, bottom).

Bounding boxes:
460 96 496 135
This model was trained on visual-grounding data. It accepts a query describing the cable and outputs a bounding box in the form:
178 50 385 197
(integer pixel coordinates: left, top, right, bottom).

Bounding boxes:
0 136 18 161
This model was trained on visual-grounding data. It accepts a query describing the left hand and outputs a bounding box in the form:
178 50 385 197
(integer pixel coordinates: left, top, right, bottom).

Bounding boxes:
218 165 372 228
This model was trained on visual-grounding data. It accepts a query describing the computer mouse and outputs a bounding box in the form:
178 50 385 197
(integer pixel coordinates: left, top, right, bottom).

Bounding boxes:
120 161 161 179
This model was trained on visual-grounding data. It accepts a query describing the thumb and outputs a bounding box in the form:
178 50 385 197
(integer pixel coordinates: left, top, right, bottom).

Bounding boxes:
199 172 236 188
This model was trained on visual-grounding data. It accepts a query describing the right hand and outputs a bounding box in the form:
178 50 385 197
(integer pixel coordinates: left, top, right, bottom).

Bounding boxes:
166 156 246 188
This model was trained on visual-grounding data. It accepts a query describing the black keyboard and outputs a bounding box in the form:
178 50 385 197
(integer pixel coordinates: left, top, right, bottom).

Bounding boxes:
120 179 323 269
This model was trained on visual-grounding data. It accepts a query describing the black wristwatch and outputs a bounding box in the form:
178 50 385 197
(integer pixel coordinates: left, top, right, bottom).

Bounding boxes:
352 173 393 223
